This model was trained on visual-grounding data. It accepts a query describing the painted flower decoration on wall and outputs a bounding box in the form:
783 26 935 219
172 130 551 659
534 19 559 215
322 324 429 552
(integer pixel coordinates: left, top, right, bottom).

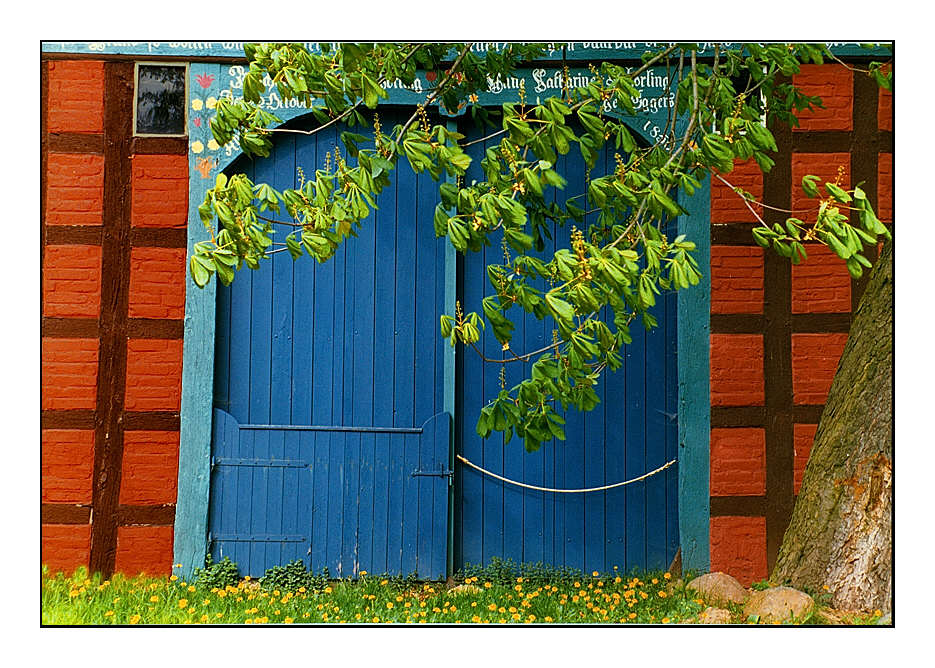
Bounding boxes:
196 73 215 89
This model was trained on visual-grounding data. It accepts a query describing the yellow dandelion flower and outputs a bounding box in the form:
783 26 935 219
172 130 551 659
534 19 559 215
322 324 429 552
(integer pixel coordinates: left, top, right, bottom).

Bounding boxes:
628 612 637 619
664 572 672 580
217 590 227 598
386 602 394 609
498 607 506 614
484 582 492 588
244 576 251 581
216 612 223 618
104 610 114 617
662 617 671 624
359 571 367 576
380 579 388 586
488 603 497 611
592 571 599 577
245 618 254 624
372 617 380 623
471 601 477 608
284 617 294 624
130 614 142 624
640 592 648 599
169 575 178 581
324 586 333 594
149 595 159 602
178 599 189 609
450 606 457 612
651 578 658 585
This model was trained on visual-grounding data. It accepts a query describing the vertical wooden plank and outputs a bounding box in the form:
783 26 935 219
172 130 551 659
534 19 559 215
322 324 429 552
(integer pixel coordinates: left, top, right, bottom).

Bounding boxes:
665 274 680 564
625 318 647 571
341 431 360 577
646 292 668 569
459 133 487 569
394 160 417 428
357 432 374 576
386 431 405 575
371 432 390 575
677 174 711 572
402 432 420 574
270 137 296 426
326 431 344 575
267 430 285 568
213 268 232 412
432 415 450 578
310 430 329 572
292 133 317 426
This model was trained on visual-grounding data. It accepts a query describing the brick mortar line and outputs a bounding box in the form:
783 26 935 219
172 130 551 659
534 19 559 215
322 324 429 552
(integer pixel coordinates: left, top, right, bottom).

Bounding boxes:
89 61 134 577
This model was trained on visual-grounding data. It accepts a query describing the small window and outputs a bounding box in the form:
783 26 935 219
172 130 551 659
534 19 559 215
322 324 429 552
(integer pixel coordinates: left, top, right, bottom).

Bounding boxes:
134 63 188 136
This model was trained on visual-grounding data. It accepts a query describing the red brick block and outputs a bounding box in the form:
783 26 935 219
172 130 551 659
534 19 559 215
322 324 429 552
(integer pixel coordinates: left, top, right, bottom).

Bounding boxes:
120 431 180 505
710 334 764 406
878 152 893 224
791 153 850 218
793 423 818 495
42 524 92 576
114 526 174 576
793 64 853 131
125 339 183 411
710 159 764 223
710 516 767 586
45 153 105 226
43 245 102 318
710 245 764 314
791 333 848 405
791 244 851 314
42 429 94 504
131 154 189 228
46 60 105 134
42 338 99 410
128 247 187 319
878 65 893 132
710 428 766 496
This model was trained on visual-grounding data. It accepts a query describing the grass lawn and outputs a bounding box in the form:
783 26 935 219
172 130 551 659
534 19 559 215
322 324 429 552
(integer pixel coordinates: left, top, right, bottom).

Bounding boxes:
40 561 883 626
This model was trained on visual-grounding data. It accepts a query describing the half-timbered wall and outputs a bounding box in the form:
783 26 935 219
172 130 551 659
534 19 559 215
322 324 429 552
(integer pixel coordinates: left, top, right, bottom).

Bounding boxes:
40 51 892 580
708 64 894 584
41 58 189 576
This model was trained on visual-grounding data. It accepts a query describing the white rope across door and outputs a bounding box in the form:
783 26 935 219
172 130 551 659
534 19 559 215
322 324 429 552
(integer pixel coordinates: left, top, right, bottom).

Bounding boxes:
455 454 677 494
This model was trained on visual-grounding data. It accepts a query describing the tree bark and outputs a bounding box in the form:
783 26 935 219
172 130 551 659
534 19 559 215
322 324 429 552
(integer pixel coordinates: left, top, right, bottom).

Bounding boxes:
772 240 893 613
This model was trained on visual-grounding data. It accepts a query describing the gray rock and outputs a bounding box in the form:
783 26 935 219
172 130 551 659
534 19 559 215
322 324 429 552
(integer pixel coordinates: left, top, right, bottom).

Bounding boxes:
698 607 732 624
743 586 815 623
686 572 749 607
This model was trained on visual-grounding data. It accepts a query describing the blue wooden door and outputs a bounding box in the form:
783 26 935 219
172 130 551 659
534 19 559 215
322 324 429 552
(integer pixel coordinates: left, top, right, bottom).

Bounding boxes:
455 129 680 574
209 111 451 579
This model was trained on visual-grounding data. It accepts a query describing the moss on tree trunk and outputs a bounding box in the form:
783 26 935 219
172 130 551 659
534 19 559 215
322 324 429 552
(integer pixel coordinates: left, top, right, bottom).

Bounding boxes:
772 241 893 614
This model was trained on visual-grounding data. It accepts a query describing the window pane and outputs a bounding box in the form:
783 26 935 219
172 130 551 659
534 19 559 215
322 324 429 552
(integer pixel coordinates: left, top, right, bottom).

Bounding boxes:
136 65 186 135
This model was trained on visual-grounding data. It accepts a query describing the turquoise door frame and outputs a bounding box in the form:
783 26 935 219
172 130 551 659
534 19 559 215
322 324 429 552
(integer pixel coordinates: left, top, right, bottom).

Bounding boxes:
173 62 710 578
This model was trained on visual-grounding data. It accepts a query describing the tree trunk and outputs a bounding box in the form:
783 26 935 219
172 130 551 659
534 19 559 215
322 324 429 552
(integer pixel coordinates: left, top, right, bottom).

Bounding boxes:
772 240 893 613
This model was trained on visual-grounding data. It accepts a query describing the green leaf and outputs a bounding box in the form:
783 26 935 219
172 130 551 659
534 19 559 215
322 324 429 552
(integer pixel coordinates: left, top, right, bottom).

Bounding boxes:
545 292 575 323
801 175 821 199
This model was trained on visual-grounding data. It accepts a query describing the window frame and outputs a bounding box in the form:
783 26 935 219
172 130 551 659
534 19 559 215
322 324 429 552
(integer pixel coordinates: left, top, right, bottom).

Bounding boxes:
132 61 190 138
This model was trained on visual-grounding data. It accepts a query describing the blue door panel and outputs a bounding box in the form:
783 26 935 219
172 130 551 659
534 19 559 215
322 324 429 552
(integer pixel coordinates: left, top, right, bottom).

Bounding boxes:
455 125 679 574
209 110 450 578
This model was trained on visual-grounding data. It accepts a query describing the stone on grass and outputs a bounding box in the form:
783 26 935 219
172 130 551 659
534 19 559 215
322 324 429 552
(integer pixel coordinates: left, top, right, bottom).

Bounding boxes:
697 607 732 624
686 572 749 607
448 584 482 596
743 586 814 624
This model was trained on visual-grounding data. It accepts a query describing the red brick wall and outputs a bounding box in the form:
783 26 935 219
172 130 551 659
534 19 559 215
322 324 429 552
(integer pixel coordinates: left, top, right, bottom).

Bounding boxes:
708 61 891 584
42 57 188 578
